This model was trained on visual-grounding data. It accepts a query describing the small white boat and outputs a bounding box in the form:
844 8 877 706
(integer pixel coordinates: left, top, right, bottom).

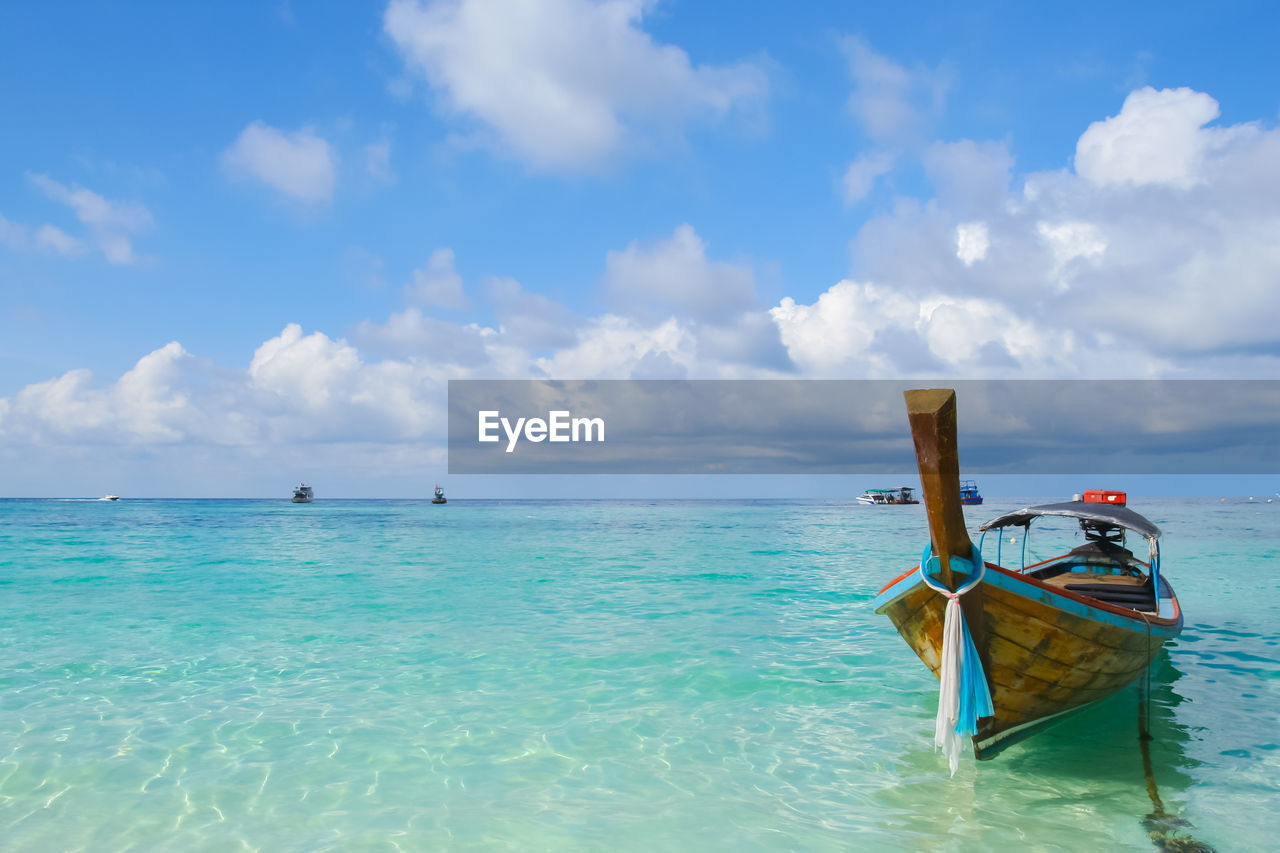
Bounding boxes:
432 484 447 504
100 494 120 501
292 483 313 503
856 487 918 505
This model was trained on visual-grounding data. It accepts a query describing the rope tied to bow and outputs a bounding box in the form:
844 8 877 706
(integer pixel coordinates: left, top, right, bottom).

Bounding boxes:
918 543 995 775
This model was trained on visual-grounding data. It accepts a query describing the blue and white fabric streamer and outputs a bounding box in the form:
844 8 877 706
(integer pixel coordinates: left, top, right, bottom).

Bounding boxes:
918 544 995 776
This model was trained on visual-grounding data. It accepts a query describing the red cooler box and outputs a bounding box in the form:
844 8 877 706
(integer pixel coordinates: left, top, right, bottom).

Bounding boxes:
1083 490 1126 505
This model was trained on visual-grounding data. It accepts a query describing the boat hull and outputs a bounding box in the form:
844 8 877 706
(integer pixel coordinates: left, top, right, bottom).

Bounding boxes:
873 562 1181 758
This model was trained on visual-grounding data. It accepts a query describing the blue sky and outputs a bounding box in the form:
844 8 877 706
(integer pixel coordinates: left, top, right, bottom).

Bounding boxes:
2 1 1279 497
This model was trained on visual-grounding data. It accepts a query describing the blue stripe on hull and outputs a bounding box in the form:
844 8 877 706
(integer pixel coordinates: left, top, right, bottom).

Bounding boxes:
873 563 1181 638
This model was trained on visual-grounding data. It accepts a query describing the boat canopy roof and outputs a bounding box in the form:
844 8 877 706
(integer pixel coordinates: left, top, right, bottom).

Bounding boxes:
978 500 1161 540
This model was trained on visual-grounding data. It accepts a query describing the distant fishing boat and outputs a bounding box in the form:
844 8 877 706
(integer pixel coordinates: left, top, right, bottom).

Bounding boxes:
291 483 313 503
857 487 919 505
872 389 1183 767
432 484 447 504
959 480 983 505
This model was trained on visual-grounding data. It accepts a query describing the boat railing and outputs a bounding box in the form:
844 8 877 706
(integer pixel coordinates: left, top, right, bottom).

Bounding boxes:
979 521 1162 605
979 523 1030 572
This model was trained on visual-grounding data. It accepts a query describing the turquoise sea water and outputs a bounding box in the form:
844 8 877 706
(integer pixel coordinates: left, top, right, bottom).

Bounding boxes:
1 497 1277 851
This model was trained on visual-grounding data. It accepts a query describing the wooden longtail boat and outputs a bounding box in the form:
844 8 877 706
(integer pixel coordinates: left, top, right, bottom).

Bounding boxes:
871 389 1183 761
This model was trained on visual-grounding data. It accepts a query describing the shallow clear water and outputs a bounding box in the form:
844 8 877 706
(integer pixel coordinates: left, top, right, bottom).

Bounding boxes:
1 497 1276 851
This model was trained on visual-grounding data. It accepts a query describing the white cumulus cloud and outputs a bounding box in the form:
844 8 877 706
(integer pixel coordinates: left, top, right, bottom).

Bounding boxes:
842 151 894 204
533 315 694 378
841 36 947 146
26 174 152 263
1036 220 1107 273
222 121 338 203
603 224 758 323
2 342 199 444
923 139 1013 216
1075 87 1233 189
0 327 446 452
838 38 952 212
771 280 1092 377
847 85 1280 361
383 0 767 172
485 276 581 350
35 224 83 255
405 248 467 309
955 222 989 266
1 215 84 256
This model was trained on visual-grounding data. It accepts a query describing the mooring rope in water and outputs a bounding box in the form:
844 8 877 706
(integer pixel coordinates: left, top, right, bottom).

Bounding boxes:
1135 610 1217 853
1140 611 1153 741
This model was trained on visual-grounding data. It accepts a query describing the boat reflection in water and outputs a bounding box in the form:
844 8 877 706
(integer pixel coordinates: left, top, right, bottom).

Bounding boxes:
868 638 1215 850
